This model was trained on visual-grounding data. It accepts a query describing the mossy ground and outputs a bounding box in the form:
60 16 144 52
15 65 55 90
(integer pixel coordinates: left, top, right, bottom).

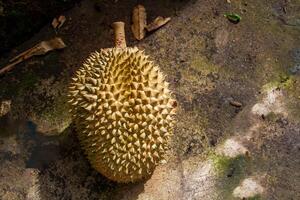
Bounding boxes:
210 154 246 177
247 196 263 200
0 0 299 199
209 153 249 199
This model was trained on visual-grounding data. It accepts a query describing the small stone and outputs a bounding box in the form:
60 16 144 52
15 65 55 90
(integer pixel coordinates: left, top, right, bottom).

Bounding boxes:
230 100 242 107
0 100 11 117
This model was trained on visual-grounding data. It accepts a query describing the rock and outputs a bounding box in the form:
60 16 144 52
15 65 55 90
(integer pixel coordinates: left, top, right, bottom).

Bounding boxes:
0 0 300 199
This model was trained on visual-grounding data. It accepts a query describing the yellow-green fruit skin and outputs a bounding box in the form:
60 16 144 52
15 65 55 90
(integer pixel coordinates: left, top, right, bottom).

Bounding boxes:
68 47 176 182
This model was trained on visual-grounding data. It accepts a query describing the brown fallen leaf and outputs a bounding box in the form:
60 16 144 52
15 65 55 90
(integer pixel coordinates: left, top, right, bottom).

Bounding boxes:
131 5 147 40
52 18 60 29
0 37 66 75
52 15 66 30
57 15 66 29
146 16 171 32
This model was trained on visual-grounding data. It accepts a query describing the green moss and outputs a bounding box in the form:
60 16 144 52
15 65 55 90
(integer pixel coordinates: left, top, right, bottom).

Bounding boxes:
191 56 236 81
32 87 71 135
262 73 296 91
191 56 219 75
210 153 247 176
278 74 295 90
285 79 300 121
247 195 263 200
260 72 300 122
42 96 69 120
178 56 223 95
262 78 300 123
211 154 233 175
264 111 279 122
209 153 249 199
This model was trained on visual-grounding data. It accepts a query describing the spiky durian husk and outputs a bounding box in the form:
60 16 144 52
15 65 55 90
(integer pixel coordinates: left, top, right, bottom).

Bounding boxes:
68 47 176 182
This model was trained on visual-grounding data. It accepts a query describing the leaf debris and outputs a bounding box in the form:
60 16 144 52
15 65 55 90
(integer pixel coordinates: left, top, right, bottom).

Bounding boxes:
0 37 66 75
131 5 171 40
146 16 171 32
52 15 67 30
224 13 241 24
131 5 147 40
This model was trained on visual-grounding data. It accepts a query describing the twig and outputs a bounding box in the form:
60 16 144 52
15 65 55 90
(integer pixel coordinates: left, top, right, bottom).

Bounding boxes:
0 37 66 76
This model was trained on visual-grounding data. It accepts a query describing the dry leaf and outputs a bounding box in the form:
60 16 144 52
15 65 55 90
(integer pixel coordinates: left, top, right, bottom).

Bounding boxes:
52 18 59 29
52 15 66 30
146 16 171 32
1 37 66 75
57 15 66 29
131 5 147 40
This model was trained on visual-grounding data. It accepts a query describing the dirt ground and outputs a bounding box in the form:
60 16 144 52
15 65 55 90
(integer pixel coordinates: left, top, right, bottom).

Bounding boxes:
0 0 299 199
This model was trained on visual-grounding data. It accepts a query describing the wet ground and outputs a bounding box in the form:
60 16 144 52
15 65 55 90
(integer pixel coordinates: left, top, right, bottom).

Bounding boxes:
0 0 300 199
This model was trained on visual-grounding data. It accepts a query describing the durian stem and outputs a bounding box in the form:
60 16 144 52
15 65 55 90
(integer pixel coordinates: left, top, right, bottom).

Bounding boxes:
112 22 127 48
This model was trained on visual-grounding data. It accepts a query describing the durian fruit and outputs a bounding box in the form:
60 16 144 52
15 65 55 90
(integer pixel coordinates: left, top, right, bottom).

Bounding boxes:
68 22 176 183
